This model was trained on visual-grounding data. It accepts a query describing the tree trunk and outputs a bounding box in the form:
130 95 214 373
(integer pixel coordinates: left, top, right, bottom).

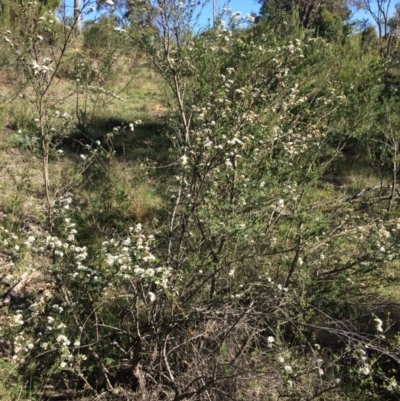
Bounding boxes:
74 0 82 36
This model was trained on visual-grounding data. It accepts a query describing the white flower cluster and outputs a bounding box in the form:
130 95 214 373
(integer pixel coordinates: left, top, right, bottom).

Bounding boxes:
101 223 172 288
13 333 31 360
53 193 73 212
31 60 53 75
314 358 324 376
86 85 124 102
387 378 399 392
374 316 384 333
14 313 24 325
0 225 19 249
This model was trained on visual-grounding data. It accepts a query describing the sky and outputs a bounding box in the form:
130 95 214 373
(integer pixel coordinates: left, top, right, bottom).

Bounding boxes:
62 0 262 24
191 0 261 29
203 0 261 19
61 0 398 30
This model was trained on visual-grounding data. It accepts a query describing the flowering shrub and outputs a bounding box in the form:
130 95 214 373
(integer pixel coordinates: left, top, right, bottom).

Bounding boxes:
1 207 174 393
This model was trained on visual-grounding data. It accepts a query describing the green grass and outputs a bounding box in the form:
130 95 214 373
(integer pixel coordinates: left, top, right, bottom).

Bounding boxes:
0 359 26 401
0 53 169 254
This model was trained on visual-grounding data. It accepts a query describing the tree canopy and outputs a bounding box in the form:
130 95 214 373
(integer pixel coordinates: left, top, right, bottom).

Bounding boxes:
258 0 351 29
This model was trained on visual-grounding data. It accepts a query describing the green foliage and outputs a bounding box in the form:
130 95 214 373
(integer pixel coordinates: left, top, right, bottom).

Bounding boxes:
0 0 60 29
258 0 350 29
315 8 346 41
83 16 124 58
361 25 379 51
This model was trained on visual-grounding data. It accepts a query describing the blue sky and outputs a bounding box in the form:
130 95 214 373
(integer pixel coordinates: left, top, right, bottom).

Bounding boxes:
204 0 261 18
194 0 261 28
62 0 397 29
62 0 261 23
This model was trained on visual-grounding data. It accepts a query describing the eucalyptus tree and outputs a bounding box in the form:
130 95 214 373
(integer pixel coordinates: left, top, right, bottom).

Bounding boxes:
351 0 394 39
351 0 400 55
74 0 82 35
258 0 351 28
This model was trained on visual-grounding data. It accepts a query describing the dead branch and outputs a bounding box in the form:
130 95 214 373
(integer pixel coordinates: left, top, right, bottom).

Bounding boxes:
0 271 40 307
0 261 14 270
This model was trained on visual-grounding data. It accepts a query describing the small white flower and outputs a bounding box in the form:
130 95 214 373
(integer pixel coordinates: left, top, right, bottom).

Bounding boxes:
360 366 370 375
148 292 156 302
60 361 67 368
56 334 70 346
181 155 188 165
374 316 383 332
278 356 285 363
14 314 24 325
267 336 275 344
246 14 255 22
